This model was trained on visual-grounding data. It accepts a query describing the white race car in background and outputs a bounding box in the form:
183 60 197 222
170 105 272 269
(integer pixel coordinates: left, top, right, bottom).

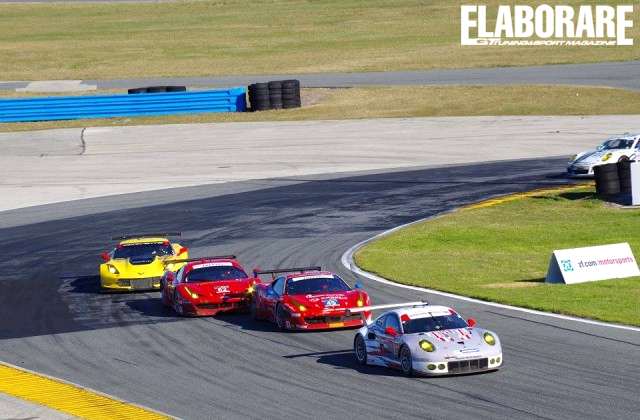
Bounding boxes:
567 133 640 177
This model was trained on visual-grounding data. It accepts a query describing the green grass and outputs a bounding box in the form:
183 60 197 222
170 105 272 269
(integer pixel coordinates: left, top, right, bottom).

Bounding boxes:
355 187 640 326
0 0 637 81
3 84 640 132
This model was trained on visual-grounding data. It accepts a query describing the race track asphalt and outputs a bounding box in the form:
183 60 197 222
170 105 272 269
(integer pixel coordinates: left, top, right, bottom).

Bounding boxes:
1 61 639 91
0 158 639 419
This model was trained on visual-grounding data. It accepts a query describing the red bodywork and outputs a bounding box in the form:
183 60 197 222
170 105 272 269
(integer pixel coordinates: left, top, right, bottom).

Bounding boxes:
252 270 371 330
160 257 259 317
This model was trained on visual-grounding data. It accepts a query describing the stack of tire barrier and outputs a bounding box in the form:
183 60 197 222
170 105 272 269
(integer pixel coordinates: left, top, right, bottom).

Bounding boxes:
594 160 634 196
248 80 301 111
128 86 187 94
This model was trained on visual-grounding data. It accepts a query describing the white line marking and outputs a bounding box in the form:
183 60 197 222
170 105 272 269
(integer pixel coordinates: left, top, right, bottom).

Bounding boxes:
341 213 640 333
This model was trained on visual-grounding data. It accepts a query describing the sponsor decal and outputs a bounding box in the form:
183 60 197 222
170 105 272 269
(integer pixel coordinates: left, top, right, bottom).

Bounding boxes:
192 262 233 269
290 275 333 282
461 4 634 46
546 242 640 284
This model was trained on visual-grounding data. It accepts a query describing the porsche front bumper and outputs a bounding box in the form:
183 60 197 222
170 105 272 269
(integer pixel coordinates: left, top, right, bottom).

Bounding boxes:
413 354 502 375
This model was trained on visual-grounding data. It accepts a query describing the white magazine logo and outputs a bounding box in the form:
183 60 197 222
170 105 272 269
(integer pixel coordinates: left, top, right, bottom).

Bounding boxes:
461 4 634 46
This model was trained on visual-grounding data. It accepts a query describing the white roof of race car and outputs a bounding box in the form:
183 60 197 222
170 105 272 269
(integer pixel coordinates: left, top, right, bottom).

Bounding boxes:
606 133 640 141
389 305 453 318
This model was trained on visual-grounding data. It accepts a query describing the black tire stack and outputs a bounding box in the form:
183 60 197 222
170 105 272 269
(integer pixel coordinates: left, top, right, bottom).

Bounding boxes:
281 79 301 109
128 86 187 94
618 159 633 194
268 81 283 109
248 79 301 111
248 83 271 111
594 163 620 196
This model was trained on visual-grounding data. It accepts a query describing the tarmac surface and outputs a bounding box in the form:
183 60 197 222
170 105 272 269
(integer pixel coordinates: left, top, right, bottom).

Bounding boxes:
0 158 639 419
3 115 639 212
1 61 639 92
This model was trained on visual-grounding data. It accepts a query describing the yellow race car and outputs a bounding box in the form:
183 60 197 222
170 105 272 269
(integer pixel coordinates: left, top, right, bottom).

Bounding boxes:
99 232 189 292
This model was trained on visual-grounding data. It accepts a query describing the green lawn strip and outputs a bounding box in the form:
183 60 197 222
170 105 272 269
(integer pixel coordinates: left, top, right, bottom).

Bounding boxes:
2 85 640 133
354 187 640 326
0 0 637 81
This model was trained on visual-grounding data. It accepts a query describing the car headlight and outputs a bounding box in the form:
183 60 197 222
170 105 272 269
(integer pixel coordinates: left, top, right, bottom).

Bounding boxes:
298 304 307 312
246 285 255 294
569 154 577 162
107 264 119 275
483 332 496 346
419 340 435 352
356 298 364 307
184 287 198 299
601 153 612 162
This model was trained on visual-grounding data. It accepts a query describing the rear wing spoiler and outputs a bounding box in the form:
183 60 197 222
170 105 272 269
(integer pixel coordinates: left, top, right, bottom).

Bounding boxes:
253 266 321 279
346 301 429 316
113 232 181 241
163 255 237 265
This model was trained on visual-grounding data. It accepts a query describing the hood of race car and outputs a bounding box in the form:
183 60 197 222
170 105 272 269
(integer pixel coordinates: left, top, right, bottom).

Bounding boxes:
406 328 500 359
177 278 253 302
572 149 625 166
287 290 362 312
108 256 167 277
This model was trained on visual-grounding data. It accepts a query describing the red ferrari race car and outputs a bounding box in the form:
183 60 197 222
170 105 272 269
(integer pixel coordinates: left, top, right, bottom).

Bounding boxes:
250 266 371 330
160 255 259 317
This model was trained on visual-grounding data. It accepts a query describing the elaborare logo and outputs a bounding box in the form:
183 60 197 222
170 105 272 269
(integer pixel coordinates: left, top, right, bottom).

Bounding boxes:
461 4 634 46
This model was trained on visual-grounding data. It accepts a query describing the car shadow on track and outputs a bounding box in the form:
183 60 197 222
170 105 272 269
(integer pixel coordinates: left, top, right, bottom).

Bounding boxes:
286 350 500 379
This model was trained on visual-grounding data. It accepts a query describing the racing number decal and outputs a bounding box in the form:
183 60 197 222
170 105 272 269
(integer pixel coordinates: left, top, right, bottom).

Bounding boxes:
216 285 230 294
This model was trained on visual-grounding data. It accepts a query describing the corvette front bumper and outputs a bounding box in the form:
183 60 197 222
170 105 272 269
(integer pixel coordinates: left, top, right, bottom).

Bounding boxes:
100 276 162 291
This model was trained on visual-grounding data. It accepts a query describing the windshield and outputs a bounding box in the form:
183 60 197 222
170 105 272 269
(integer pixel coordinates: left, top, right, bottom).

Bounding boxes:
186 266 248 282
113 243 173 259
402 314 468 334
599 139 634 150
285 276 350 295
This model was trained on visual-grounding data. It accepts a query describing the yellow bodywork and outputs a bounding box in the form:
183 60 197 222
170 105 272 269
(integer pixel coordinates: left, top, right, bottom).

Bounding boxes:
99 237 188 292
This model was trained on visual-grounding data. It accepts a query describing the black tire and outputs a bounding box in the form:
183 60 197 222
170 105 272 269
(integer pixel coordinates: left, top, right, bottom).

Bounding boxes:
281 93 301 100
166 86 186 92
275 303 287 330
146 86 167 93
282 79 300 88
281 87 300 94
250 298 259 320
173 291 184 316
268 81 283 90
282 101 301 109
399 346 413 377
127 88 146 94
618 155 630 162
354 334 368 365
249 82 269 91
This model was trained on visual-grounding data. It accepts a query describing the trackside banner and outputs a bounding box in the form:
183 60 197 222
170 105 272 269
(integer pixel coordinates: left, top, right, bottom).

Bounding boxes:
461 4 634 46
546 243 640 284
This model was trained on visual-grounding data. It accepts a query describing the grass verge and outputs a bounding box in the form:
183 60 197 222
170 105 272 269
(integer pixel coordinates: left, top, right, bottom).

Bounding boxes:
2 84 640 132
0 0 638 81
354 186 640 326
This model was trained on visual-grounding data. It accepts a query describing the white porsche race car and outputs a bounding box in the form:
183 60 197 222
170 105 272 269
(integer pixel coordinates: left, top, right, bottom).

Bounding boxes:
350 302 502 377
567 133 640 177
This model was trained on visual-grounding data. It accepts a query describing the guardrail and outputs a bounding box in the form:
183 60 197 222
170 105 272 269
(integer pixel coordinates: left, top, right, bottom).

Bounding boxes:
0 88 247 123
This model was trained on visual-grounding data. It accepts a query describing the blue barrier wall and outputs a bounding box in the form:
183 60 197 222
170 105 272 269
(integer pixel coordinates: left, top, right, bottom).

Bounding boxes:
0 88 247 123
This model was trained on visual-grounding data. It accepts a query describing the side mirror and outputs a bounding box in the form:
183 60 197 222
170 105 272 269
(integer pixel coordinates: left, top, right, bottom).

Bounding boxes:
253 267 261 277
100 252 110 262
177 246 188 256
384 326 399 337
467 318 477 328
354 282 363 289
